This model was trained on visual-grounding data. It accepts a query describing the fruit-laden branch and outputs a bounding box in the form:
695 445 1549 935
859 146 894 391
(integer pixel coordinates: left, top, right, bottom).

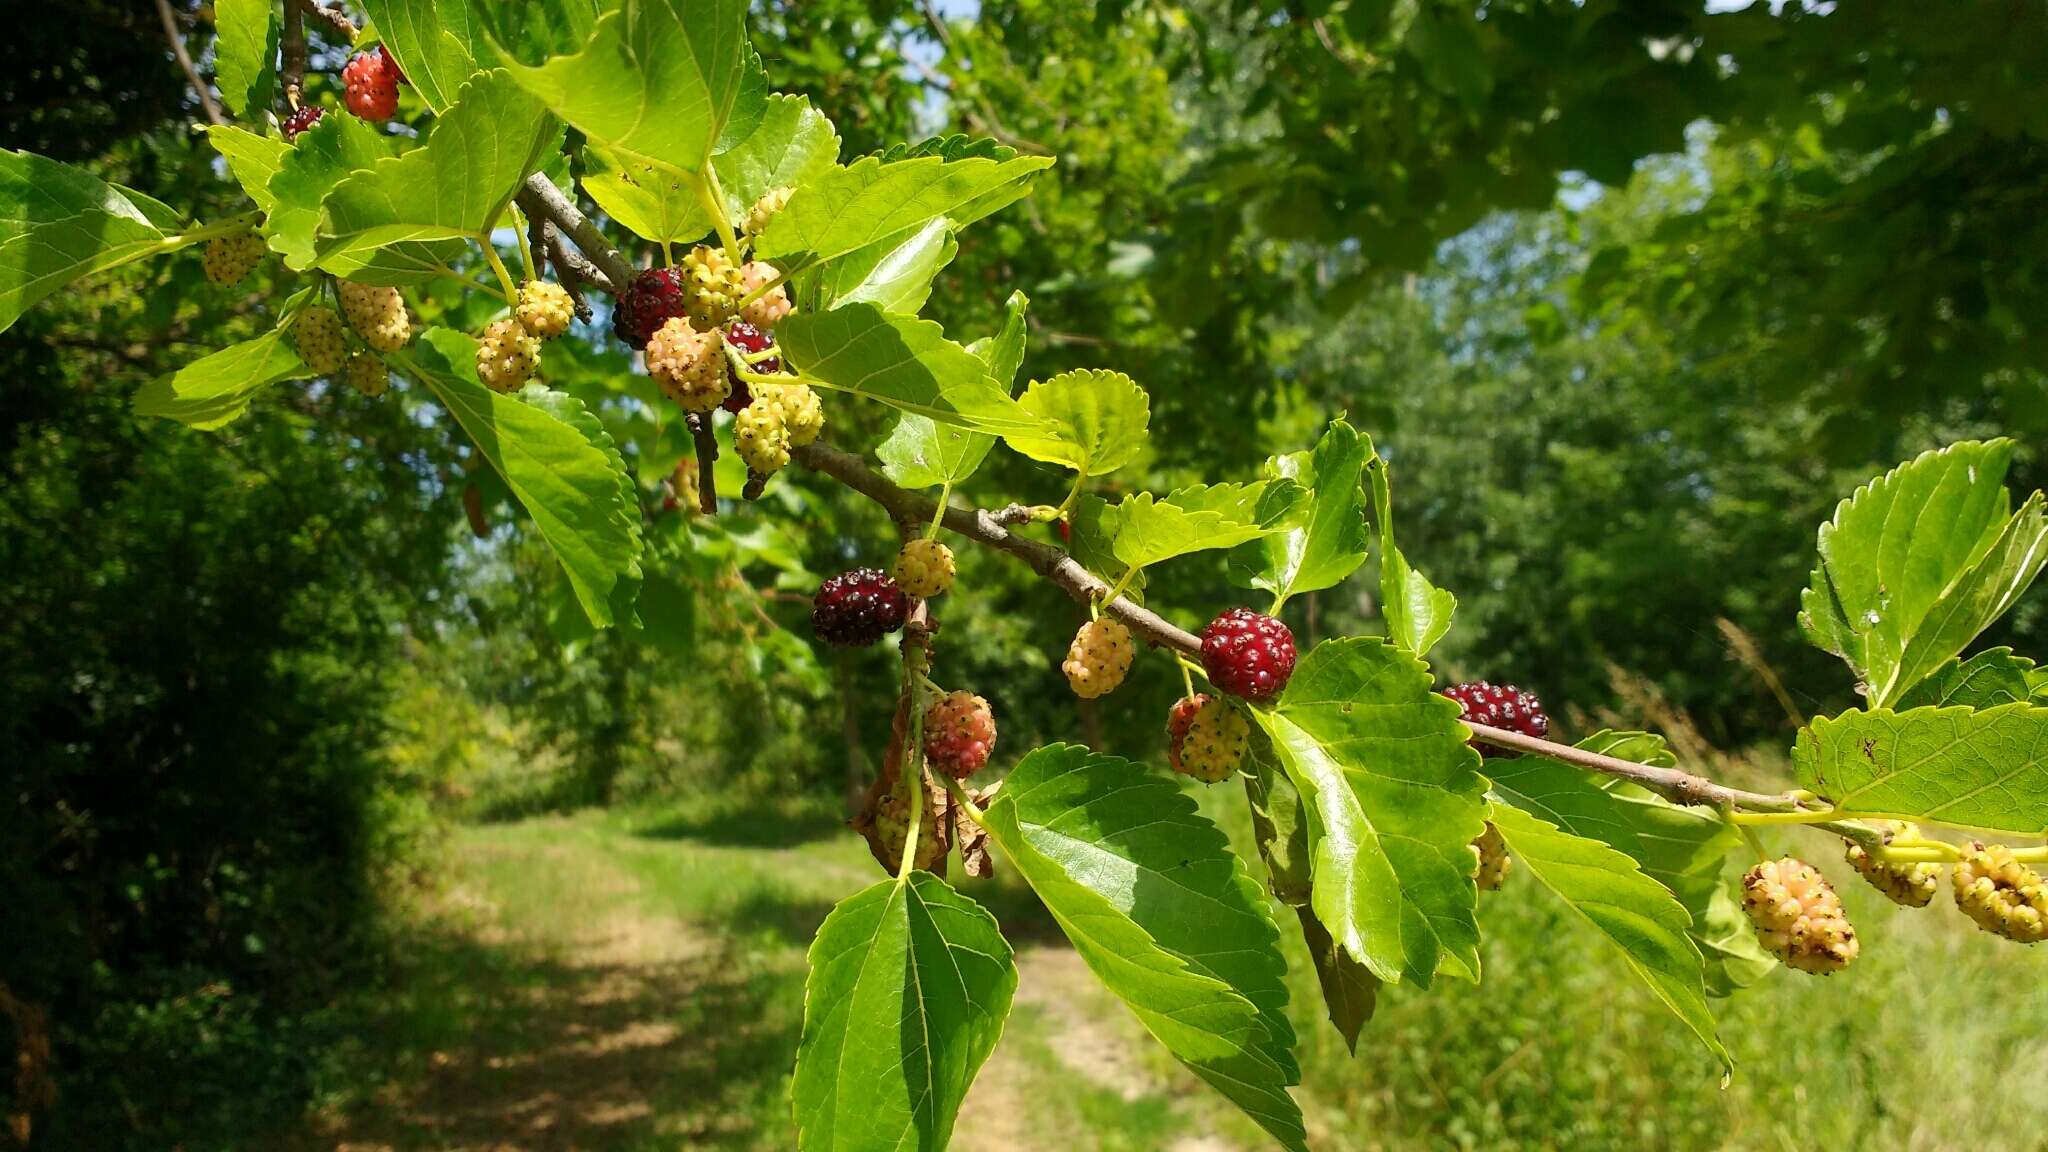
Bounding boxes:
516 176 635 293
517 175 1830 823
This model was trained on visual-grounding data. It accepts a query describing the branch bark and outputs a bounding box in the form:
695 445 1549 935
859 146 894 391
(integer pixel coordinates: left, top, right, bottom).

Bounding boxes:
516 176 634 292
280 0 307 110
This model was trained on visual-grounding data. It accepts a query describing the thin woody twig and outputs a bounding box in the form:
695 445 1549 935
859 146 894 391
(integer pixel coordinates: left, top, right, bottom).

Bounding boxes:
280 0 307 110
297 0 357 41
156 0 223 126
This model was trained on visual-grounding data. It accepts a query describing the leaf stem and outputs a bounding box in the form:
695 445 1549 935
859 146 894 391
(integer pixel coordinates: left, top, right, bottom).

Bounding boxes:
159 209 263 252
511 205 536 284
1729 806 1841 826
477 237 518 307
927 482 952 539
734 265 793 312
696 166 745 269
1737 823 1772 864
1103 565 1140 606
939 774 987 829
1054 471 1089 518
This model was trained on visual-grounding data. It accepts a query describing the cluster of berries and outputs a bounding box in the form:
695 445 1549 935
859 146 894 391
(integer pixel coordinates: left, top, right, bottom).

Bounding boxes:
286 280 415 396
282 43 407 141
618 239 807 489
475 281 576 393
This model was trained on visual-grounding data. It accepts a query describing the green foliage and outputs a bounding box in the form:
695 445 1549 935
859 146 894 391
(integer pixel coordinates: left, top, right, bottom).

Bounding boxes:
1800 439 2048 706
1006 369 1151 478
1230 418 1370 609
13 1 2048 1146
978 745 1307 1150
315 70 557 262
1253 638 1489 987
407 329 645 627
1795 705 2048 835
793 873 1015 1151
1485 804 1729 1070
0 150 195 332
1489 733 1775 1000
132 323 311 429
210 0 276 117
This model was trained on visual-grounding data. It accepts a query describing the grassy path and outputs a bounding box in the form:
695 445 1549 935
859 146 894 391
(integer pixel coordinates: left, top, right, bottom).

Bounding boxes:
291 808 1239 1152
293 798 2048 1151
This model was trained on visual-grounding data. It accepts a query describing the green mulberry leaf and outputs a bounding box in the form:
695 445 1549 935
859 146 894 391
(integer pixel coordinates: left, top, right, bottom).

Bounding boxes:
1251 637 1488 987
1486 802 1731 1071
978 745 1308 1151
1795 704 2048 834
792 872 1015 1152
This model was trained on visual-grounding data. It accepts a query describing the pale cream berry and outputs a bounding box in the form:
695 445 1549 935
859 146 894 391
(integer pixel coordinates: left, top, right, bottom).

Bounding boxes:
1062 617 1135 699
735 394 792 475
337 281 410 352
475 318 541 393
515 280 575 339
1742 858 1859 974
893 538 957 599
680 244 746 329
1954 841 2048 943
645 316 728 412
291 306 347 375
738 260 794 330
743 185 794 235
344 352 389 397
202 231 267 285
1471 823 1511 891
1844 821 1941 908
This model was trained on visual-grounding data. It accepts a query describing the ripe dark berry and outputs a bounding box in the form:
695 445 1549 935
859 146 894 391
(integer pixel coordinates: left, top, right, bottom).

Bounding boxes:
343 45 401 121
811 568 910 648
721 319 780 412
1200 608 1296 700
612 267 689 350
1442 681 1549 757
282 105 325 139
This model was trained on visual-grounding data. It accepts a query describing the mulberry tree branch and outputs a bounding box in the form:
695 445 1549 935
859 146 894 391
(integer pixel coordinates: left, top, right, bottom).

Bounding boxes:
515 175 1836 825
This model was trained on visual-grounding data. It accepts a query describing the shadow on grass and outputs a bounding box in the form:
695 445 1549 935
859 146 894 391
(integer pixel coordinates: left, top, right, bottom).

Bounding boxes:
630 803 848 849
293 926 801 1151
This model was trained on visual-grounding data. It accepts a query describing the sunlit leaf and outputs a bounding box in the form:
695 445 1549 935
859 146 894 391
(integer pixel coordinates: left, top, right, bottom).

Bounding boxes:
1105 481 1306 572
1368 450 1456 657
132 329 310 429
1251 637 1488 987
793 872 1015 1152
874 295 1024 489
408 329 644 628
979 745 1308 1151
317 71 559 264
363 0 487 111
1487 803 1731 1070
1003 369 1150 478
494 0 759 181
0 150 175 333
1800 440 2048 705
212 0 278 118
753 152 1055 274
1795 704 2048 834
1896 648 2041 710
1231 418 1370 607
207 126 287 215
1490 730 1775 997
776 303 1045 436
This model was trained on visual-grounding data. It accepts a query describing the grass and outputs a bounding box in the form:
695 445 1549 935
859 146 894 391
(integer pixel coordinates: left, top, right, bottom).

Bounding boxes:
297 783 2048 1152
